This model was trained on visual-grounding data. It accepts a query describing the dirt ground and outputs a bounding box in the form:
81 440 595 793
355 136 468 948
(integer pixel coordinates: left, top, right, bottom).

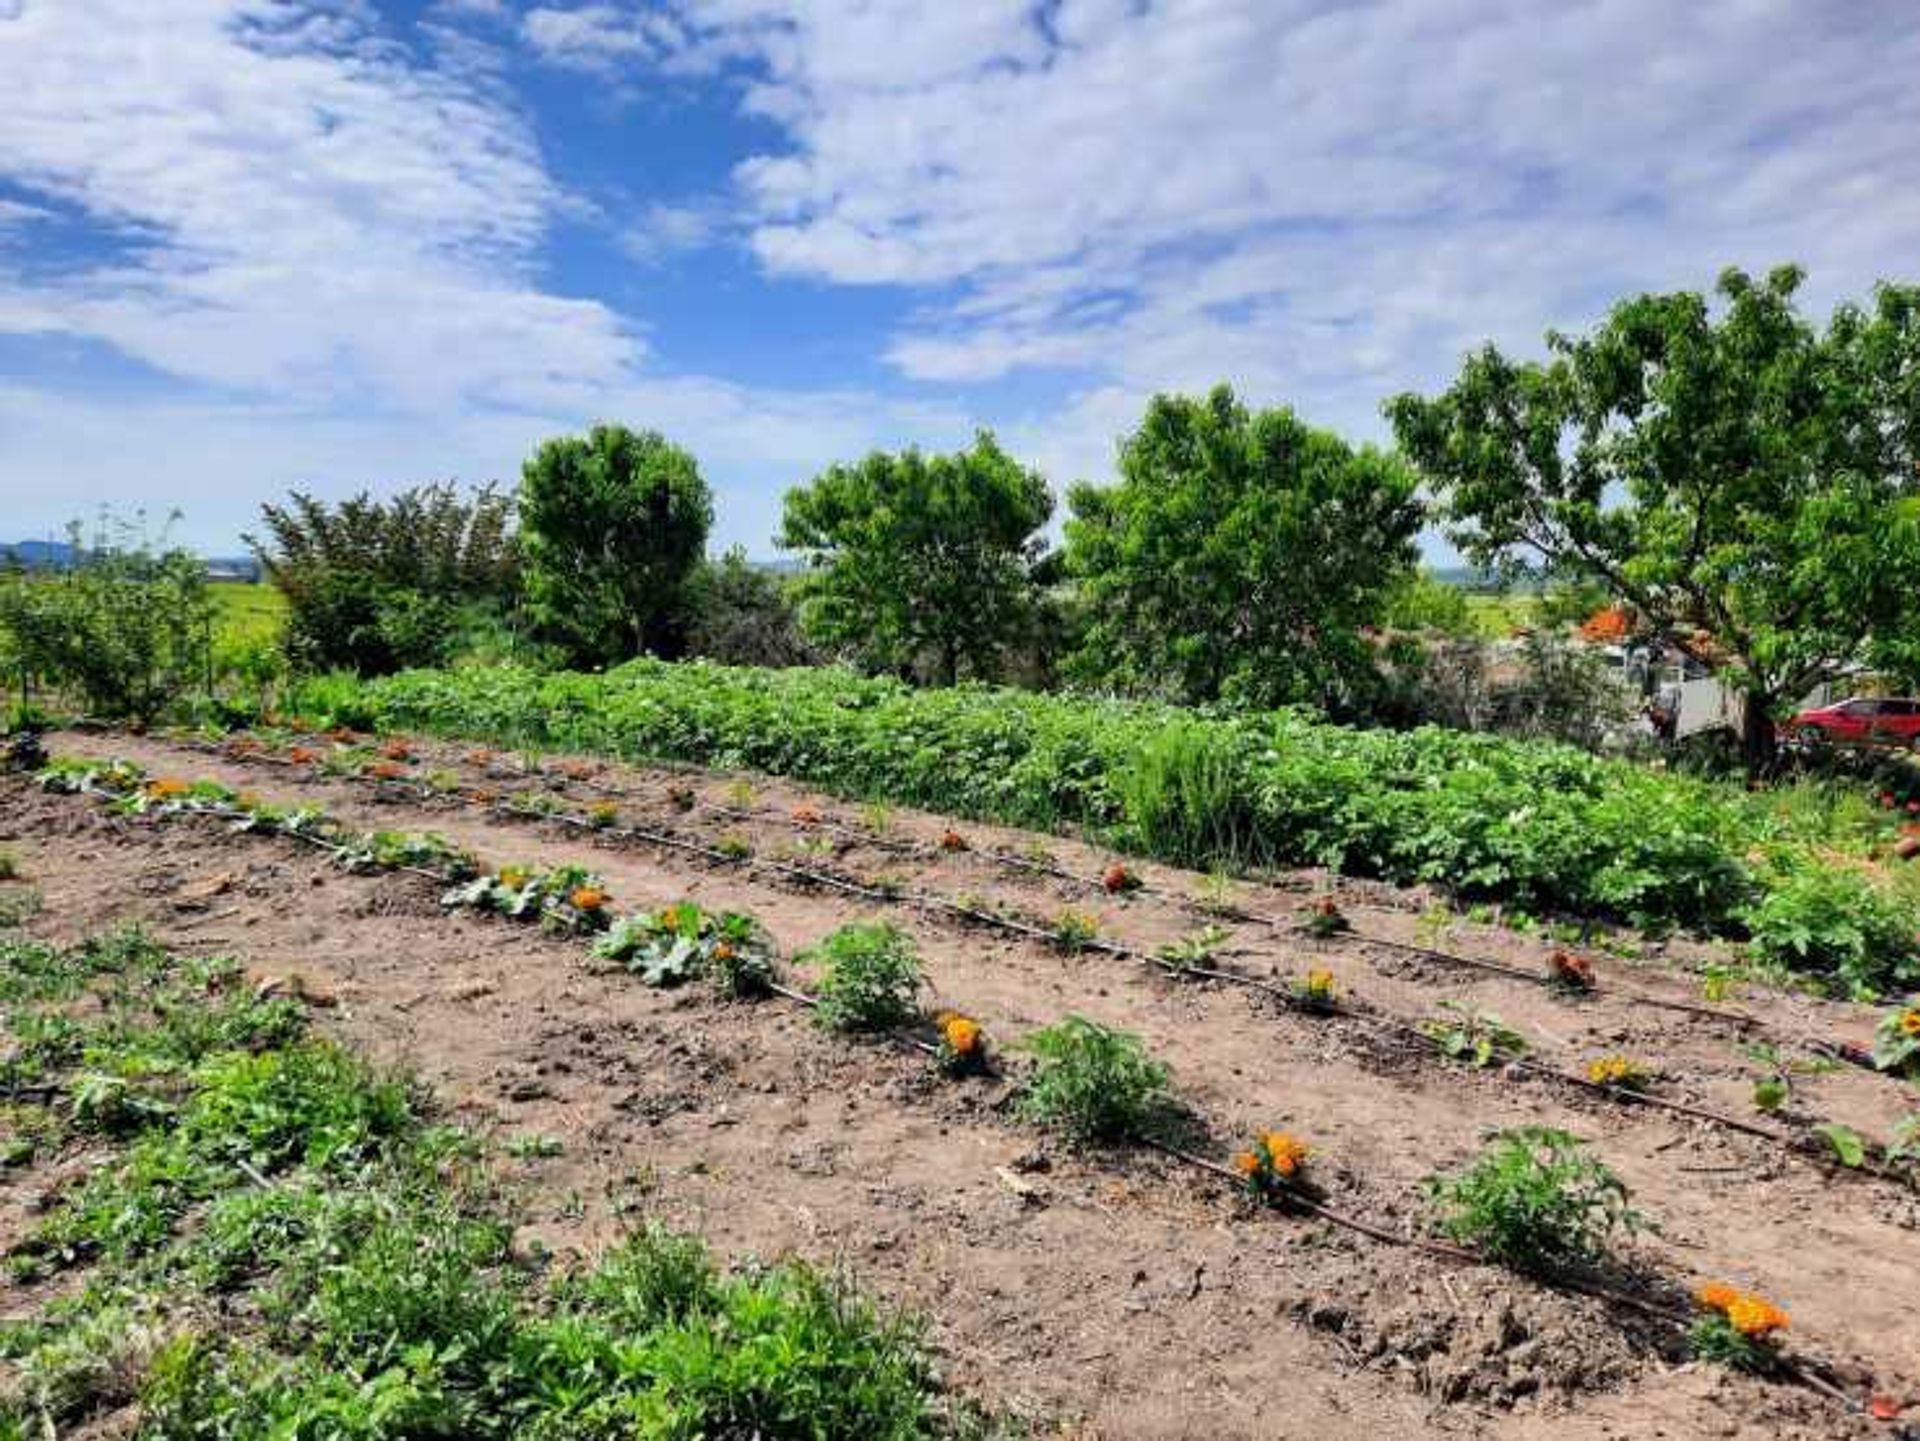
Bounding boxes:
4 727 1918 1439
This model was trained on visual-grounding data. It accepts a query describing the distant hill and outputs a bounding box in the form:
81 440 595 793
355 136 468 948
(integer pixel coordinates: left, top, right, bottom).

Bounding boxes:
1 540 259 581
0 539 78 569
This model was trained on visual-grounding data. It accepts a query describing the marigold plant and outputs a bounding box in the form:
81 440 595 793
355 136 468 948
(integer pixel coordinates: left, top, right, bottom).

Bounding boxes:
1691 1281 1789 1372
938 828 969 852
1101 862 1140 895
1296 967 1338 1009
1303 896 1348 938
1584 1055 1651 1092
1872 1000 1920 1076
1546 949 1595 991
1233 1130 1312 1206
934 1011 989 1076
587 800 620 830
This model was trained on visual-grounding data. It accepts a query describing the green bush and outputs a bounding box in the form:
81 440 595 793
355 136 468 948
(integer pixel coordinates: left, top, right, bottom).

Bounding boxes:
1741 862 1918 996
1017 1016 1171 1144
1426 1126 1640 1275
288 657 1920 988
0 535 213 722
805 922 923 1033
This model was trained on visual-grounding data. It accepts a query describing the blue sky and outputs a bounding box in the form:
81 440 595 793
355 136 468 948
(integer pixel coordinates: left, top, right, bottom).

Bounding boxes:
2 0 1919 557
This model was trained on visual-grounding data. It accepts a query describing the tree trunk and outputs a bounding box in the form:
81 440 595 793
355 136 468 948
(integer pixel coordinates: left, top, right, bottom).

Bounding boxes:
1741 693 1778 779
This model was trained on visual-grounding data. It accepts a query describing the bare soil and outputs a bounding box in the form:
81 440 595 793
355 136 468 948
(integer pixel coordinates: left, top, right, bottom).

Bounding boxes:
4 727 1917 1439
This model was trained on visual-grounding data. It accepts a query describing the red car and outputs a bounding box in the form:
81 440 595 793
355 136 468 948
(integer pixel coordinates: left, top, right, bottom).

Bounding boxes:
1786 697 1920 749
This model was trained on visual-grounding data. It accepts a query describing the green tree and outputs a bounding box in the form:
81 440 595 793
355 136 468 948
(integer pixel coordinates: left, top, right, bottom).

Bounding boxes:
1063 386 1421 711
684 548 817 669
518 425 713 667
778 433 1054 686
1388 265 1920 774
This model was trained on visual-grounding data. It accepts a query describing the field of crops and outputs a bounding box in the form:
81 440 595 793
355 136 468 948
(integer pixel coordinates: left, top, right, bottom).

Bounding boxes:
289 660 1920 996
5 722 1917 1437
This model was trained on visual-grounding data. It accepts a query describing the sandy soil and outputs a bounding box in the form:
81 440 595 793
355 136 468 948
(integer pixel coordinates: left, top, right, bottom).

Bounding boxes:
3 727 1916 1439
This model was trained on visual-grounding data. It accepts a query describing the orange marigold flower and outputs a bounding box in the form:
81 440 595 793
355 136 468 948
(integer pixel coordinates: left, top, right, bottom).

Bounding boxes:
1231 1150 1261 1178
1261 1132 1309 1177
1901 1008 1920 1038
287 747 318 765
146 778 190 798
939 828 969 852
1549 949 1595 986
368 761 406 781
379 740 412 762
1694 1281 1741 1313
498 867 530 890
569 886 607 912
943 1015 981 1055
1727 1295 1788 1337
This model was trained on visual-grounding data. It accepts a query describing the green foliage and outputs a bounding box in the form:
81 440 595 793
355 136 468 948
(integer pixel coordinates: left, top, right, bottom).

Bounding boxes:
0 524 214 722
1064 385 1421 712
248 483 519 676
1871 1001 1920 1076
684 547 817 668
1390 265 1920 775
780 433 1054 686
518 424 713 666
594 903 778 996
1381 569 1477 636
1813 1121 1867 1168
1688 1313 1780 1373
0 932 974 1440
293 658 1920 987
1740 862 1918 996
805 922 923 1033
1421 1001 1528 1069
441 864 611 934
1017 1016 1171 1144
1427 1126 1639 1274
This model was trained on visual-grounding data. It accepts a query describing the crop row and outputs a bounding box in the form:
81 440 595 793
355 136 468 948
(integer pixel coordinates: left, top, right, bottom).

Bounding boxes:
36 751 1920 1198
285 660 1920 994
11 757 1884 1419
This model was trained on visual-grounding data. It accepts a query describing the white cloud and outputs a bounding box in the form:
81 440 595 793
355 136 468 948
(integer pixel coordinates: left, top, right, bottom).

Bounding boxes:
521 3 683 72
663 0 1920 478
619 200 720 262
0 0 638 411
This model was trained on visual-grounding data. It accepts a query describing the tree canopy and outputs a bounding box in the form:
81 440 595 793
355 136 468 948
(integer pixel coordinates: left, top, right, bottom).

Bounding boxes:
778 433 1054 686
518 425 713 668
1388 265 1920 770
1063 386 1421 711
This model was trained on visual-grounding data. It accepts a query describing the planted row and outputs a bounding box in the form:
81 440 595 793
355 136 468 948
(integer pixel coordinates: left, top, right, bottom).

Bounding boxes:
286 660 1920 993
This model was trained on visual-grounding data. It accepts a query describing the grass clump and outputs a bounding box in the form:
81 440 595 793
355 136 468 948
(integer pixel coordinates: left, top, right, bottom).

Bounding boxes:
1017 1016 1171 1144
1426 1126 1640 1275
805 921 923 1033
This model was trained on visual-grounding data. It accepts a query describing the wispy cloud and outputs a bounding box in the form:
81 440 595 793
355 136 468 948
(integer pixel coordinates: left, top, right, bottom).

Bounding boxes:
658 0 1920 476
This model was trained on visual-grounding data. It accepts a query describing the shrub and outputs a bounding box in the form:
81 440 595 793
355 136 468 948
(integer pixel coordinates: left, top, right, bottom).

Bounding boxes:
1017 1016 1171 1143
0 529 213 722
1427 1126 1640 1275
1742 862 1919 996
805 922 923 1033
249 483 520 676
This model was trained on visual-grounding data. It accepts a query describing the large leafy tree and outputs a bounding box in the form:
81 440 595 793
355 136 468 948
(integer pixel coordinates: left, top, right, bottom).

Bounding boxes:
518 425 713 667
1063 386 1421 711
778 433 1054 685
1388 265 1920 773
